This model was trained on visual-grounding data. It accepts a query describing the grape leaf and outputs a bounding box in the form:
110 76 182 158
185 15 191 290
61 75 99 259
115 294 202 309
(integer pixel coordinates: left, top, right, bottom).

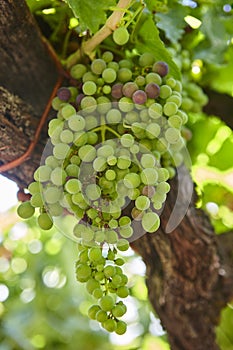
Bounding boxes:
65 0 115 33
135 15 181 80
155 4 189 43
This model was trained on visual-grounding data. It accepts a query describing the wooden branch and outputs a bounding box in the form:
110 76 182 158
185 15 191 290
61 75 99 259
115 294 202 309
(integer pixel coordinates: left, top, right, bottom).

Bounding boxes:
131 165 233 350
66 0 132 69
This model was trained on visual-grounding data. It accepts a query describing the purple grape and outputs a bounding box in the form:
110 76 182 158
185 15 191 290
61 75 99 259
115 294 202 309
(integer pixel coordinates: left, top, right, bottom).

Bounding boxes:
57 87 71 101
122 82 138 98
152 61 169 77
142 185 156 198
132 90 147 105
76 93 85 106
111 83 123 99
145 82 160 99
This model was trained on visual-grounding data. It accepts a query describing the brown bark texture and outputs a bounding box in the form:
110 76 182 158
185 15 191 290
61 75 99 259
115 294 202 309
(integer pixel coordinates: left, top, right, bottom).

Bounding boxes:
131 166 233 350
0 0 58 188
0 2 233 350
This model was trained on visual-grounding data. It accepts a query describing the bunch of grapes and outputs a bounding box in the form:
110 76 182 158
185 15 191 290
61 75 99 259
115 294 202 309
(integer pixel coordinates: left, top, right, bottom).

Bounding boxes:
17 50 189 333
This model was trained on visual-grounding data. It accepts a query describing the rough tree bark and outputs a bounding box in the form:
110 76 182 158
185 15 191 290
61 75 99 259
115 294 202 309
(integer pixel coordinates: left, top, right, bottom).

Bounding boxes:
0 2 232 350
0 0 58 187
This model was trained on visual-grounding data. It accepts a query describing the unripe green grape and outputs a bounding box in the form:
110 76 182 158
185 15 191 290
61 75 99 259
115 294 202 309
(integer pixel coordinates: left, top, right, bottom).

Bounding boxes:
156 181 170 194
103 319 117 332
97 145 114 157
93 157 107 172
78 249 89 263
119 216 131 227
159 85 172 99
123 173 141 189
86 278 101 294
53 143 70 160
65 178 82 194
117 68 132 83
28 181 40 195
105 230 118 244
105 169 116 181
141 154 156 168
78 144 96 162
87 131 98 145
102 51 114 63
145 72 162 85
60 129 73 143
115 258 125 266
135 195 150 211
81 227 95 243
167 95 182 107
165 127 180 144
88 247 102 262
107 249 116 260
116 321 127 335
82 81 97 95
120 134 134 147
102 85 111 94
95 271 105 281
80 96 97 112
88 305 101 320
117 239 129 251
116 286 129 298
106 109 122 124
61 104 76 120
50 167 66 186
96 96 111 113
135 75 146 87
91 59 106 75
100 295 115 311
34 165 52 182
45 156 59 169
119 226 133 238
43 186 61 204
157 168 169 182
107 155 117 166
113 26 129 45
38 213 53 230
65 164 80 178
68 114 85 131
70 63 87 79
82 71 98 83
148 103 163 119
146 123 161 139
76 263 92 282
96 310 108 322
139 52 154 67
117 156 131 170
142 212 160 233
102 68 117 83
30 193 43 208
140 168 158 185
48 119 63 136
17 201 35 219
104 265 116 278
112 304 127 318
85 184 101 201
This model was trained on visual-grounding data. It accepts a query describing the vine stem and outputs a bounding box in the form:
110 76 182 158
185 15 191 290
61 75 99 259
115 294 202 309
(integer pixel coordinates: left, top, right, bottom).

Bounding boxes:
66 0 132 69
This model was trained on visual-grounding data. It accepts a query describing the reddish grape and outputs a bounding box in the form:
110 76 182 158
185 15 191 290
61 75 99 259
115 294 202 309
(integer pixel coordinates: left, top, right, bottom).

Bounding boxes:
76 93 85 106
152 61 169 77
122 82 138 98
111 83 123 99
132 90 147 105
57 87 71 101
145 82 160 99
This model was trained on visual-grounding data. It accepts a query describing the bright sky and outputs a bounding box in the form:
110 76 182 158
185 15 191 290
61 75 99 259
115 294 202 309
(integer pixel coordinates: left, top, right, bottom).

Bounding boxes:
0 175 18 213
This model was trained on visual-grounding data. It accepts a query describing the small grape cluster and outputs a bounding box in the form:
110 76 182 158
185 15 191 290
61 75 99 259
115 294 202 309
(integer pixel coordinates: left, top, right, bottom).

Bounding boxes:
17 50 189 333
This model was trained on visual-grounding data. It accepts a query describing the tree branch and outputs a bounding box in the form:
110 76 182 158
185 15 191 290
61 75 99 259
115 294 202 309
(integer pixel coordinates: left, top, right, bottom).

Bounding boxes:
66 0 132 69
131 165 233 350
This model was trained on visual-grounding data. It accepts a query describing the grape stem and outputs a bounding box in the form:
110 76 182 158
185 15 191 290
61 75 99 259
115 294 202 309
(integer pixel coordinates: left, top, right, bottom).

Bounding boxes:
91 124 121 141
66 0 132 69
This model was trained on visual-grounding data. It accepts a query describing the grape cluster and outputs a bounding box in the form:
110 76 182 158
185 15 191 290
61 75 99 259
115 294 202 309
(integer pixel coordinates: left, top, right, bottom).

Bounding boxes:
17 51 189 333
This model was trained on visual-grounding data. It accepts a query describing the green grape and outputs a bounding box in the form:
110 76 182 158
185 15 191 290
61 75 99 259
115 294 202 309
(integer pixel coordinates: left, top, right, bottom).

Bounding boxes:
76 263 92 282
168 115 182 128
163 101 178 117
38 213 53 230
125 111 139 124
102 51 114 63
117 156 131 170
87 132 98 145
106 109 122 124
28 181 40 195
48 202 63 216
135 195 150 211
115 258 125 266
44 186 61 204
48 119 63 136
85 184 101 201
107 155 117 166
80 96 97 112
91 59 106 75
148 103 163 119
82 81 97 95
45 156 59 169
112 304 127 318
97 96 111 113
30 193 43 208
96 310 108 322
78 144 96 162
117 239 129 251
86 278 101 294
50 167 66 186
104 265 116 278
123 173 141 189
65 164 80 177
131 207 143 221
82 72 98 83
102 68 117 83
116 286 129 298
97 145 114 157
81 227 95 243
17 201 35 219
93 288 104 299
103 319 117 333
167 95 182 107
87 208 98 220
139 52 154 67
34 165 52 182
53 143 70 160
116 321 127 335
100 295 115 311
140 154 156 168
108 61 119 71
145 72 162 85
120 134 134 147
135 75 146 87
157 168 169 182
142 212 160 233
88 247 102 263
70 64 87 79
165 127 180 144
119 216 131 227
113 27 129 45
74 131 88 147
65 179 82 194
140 168 158 185
60 129 73 144
68 114 85 131
88 305 101 320
159 85 172 99
105 230 118 244
70 155 80 165
119 226 133 238
102 85 111 94
61 104 76 119
146 123 161 139
117 68 132 83
156 181 170 194
105 169 116 181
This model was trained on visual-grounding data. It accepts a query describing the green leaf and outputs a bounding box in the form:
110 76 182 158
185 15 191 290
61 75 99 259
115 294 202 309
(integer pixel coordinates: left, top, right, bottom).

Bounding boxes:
155 4 189 44
135 15 181 80
66 0 115 33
